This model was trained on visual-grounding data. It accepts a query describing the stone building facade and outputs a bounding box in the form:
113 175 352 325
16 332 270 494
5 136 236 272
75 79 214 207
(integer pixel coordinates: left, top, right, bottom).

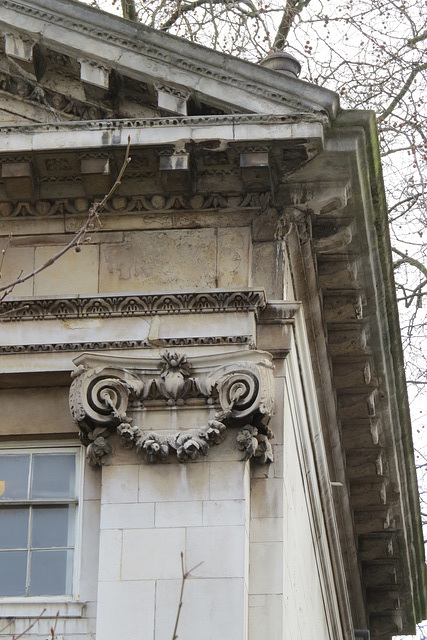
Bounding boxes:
0 1 426 639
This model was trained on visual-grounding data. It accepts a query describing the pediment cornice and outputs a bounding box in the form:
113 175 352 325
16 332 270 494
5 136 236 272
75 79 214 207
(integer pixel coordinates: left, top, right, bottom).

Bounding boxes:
0 0 339 117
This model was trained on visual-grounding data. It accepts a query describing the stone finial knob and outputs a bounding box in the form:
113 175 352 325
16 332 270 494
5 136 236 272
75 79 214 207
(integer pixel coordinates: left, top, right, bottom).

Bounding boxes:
259 51 302 78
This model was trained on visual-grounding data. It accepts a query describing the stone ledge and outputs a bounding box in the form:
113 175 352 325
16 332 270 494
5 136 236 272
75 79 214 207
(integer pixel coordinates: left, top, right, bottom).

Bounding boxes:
0 600 86 618
0 289 267 322
0 115 325 155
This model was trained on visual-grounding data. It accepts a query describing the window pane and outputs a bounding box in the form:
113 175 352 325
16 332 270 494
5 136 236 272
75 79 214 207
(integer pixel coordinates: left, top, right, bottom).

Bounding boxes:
0 455 30 500
0 507 29 549
29 549 73 596
32 506 75 549
0 550 27 596
31 454 76 499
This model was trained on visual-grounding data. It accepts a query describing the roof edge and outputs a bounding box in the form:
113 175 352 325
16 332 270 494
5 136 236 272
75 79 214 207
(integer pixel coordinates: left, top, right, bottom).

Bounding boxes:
0 0 340 118
335 109 427 625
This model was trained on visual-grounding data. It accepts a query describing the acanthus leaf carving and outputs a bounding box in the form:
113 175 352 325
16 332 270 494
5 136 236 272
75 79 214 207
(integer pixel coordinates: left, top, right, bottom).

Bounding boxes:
69 350 275 467
158 351 193 405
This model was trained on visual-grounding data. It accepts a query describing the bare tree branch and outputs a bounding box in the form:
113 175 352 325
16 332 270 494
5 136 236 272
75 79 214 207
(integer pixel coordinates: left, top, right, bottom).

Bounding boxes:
171 553 203 640
392 246 427 280
273 0 312 50
160 0 258 31
380 62 427 120
407 30 427 47
121 0 138 20
12 609 46 640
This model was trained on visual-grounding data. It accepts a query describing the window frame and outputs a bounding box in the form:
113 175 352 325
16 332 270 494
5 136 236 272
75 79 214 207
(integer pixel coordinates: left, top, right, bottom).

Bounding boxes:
0 442 84 603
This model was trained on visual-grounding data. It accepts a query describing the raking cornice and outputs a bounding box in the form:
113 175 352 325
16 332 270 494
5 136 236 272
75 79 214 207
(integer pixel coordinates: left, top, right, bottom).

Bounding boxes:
0 0 339 117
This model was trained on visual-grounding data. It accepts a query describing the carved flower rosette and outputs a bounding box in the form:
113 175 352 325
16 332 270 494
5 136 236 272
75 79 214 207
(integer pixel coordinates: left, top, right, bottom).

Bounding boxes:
69 350 275 467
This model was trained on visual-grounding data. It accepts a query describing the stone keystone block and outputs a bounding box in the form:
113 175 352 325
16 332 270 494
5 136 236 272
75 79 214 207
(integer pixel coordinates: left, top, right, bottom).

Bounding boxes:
159 154 190 171
159 154 190 190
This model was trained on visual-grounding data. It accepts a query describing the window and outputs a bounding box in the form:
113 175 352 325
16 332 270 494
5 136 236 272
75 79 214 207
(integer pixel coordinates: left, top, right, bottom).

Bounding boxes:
0 450 78 597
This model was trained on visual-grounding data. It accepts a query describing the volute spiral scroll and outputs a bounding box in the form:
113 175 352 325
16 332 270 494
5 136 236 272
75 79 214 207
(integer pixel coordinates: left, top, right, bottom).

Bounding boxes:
216 371 259 420
86 377 131 423
69 350 275 467
69 365 144 435
211 362 274 424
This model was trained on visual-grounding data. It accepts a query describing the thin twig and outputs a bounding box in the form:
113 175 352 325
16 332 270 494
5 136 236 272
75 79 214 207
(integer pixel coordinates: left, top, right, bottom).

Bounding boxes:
0 137 131 297
0 233 12 280
50 610 60 640
12 608 46 640
0 619 14 634
171 552 203 640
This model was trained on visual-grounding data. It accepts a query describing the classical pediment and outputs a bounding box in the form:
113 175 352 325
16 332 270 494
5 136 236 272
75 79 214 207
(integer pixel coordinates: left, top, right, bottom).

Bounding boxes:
0 0 338 126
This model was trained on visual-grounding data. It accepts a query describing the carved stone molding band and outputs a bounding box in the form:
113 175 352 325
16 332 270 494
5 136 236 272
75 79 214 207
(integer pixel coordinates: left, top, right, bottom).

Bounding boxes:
69 350 275 467
0 191 269 219
0 112 325 136
0 335 252 355
1 290 266 322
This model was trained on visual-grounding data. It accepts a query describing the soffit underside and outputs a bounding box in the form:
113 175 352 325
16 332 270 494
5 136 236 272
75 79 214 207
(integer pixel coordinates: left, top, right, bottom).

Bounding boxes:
284 137 426 638
0 37 237 126
0 124 324 203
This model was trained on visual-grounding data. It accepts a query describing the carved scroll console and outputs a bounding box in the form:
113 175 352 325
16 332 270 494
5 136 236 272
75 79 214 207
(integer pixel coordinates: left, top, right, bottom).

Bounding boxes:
69 350 275 466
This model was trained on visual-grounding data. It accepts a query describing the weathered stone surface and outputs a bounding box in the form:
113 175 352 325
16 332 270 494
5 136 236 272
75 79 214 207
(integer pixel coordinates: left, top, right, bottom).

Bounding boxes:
323 291 364 322
80 60 110 89
0 244 35 297
354 507 396 535
34 244 99 296
338 391 376 420
333 360 373 389
317 258 358 289
341 419 382 449
327 326 368 356
365 589 401 613
346 451 386 478
1 161 35 198
362 563 399 588
350 479 388 507
0 387 78 437
251 241 284 299
217 227 250 287
358 534 396 562
99 229 217 292
370 613 403 637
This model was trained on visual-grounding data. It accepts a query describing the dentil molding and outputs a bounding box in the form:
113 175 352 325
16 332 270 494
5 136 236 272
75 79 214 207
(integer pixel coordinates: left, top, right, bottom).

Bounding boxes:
69 349 275 466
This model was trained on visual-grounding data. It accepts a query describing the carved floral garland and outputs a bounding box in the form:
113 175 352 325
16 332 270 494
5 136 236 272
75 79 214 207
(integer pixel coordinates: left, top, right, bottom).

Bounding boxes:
70 350 275 467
